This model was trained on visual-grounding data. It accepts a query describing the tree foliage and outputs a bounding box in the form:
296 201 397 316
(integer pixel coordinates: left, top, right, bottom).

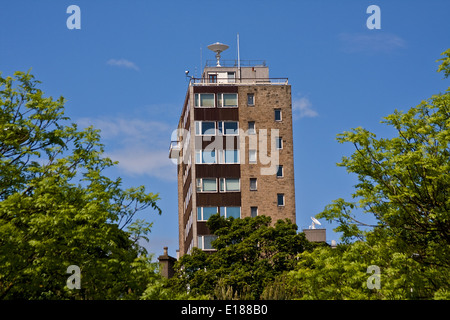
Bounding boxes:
285 50 450 300
169 215 313 299
0 71 161 299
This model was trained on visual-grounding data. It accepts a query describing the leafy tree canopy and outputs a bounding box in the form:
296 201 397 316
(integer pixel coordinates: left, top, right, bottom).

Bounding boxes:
0 71 161 299
169 215 314 299
285 50 450 300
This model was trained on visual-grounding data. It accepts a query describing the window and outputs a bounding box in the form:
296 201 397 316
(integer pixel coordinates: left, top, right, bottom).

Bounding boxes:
276 165 283 178
218 121 239 135
195 93 215 107
220 207 241 219
218 93 238 107
198 235 217 250
277 194 285 206
195 150 216 164
251 206 258 218
276 137 283 149
249 149 257 163
197 207 218 221
247 93 255 106
208 74 217 84
196 178 217 192
248 121 256 135
219 178 240 192
218 149 239 164
274 109 282 121
195 121 215 136
250 178 257 191
227 72 235 83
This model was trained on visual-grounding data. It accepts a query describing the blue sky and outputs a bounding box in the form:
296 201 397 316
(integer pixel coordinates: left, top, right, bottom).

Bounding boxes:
1 0 449 257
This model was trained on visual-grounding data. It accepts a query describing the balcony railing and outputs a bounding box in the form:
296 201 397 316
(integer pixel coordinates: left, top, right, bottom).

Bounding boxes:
189 77 288 86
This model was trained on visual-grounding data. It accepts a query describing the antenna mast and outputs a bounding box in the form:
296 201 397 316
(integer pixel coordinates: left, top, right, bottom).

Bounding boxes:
200 46 202 78
237 33 241 80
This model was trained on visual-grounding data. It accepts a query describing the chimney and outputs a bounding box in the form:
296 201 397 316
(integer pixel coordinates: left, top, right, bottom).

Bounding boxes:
158 247 177 279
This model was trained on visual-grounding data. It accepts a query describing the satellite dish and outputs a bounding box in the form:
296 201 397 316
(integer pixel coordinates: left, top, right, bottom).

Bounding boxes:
207 42 229 67
310 217 322 229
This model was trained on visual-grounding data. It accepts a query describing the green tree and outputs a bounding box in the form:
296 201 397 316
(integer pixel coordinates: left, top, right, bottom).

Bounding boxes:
169 215 313 299
0 71 161 299
285 230 448 299
286 50 450 300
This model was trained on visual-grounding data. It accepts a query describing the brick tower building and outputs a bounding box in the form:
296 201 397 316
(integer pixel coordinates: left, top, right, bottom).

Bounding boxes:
169 43 296 257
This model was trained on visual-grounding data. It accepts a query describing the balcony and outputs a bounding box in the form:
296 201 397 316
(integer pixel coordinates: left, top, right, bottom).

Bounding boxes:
169 141 180 159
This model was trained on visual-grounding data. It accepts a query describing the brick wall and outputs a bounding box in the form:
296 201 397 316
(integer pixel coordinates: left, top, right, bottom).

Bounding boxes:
238 85 296 224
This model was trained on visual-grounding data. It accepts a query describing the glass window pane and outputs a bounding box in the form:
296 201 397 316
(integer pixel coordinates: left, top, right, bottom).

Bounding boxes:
197 207 202 220
247 94 254 106
223 150 230 163
219 179 225 192
203 207 218 220
277 166 283 177
204 235 217 249
251 207 258 218
201 122 215 135
233 150 239 163
198 236 203 249
195 94 199 107
201 94 214 107
277 194 284 206
249 150 257 163
220 207 226 217
250 178 257 190
222 94 237 107
202 150 216 164
276 137 283 149
275 109 282 121
195 121 201 135
195 150 201 164
218 122 223 135
226 207 241 219
224 150 239 164
248 122 255 134
224 122 238 135
226 178 240 191
202 178 217 192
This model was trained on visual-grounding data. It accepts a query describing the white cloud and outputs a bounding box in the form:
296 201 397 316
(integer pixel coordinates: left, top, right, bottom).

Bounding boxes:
292 96 318 119
338 32 406 53
77 116 176 180
104 148 175 181
78 117 170 146
106 58 140 71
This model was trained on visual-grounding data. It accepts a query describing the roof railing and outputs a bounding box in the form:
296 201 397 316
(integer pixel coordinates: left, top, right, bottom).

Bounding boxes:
189 77 288 86
204 59 267 67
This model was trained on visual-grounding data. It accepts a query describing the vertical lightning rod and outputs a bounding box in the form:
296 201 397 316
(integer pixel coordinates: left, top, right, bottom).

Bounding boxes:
237 33 241 81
